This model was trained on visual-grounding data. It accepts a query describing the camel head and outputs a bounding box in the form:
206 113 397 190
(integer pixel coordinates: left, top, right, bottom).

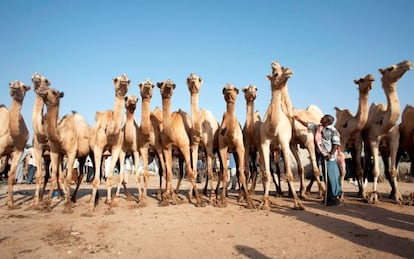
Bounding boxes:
354 74 375 94
138 79 155 99
222 83 239 104
242 84 258 103
379 60 413 89
37 87 64 108
267 65 293 90
113 74 130 97
31 72 51 93
9 80 31 103
157 79 176 99
125 95 138 113
187 73 203 94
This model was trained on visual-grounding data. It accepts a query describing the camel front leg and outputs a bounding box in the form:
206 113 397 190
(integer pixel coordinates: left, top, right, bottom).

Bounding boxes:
105 147 121 213
218 148 229 208
259 143 272 210
235 149 254 209
368 139 381 204
354 137 364 197
281 143 305 210
182 146 204 207
62 153 77 214
389 135 403 204
6 151 21 209
205 152 216 203
32 146 45 209
291 143 306 198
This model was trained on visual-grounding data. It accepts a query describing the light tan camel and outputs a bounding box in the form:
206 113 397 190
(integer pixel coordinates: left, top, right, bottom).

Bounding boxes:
334 74 375 195
186 73 219 202
136 80 166 205
116 95 140 201
87 74 130 215
38 87 91 213
0 80 30 209
157 79 204 207
291 105 324 198
259 61 304 210
362 60 413 204
30 72 52 209
242 84 262 194
217 83 254 208
399 105 414 176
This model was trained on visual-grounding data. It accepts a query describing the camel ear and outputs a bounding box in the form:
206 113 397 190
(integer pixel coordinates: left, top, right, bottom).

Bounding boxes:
24 85 31 91
156 82 163 88
222 87 226 95
172 83 176 89
378 68 384 75
242 87 247 93
266 74 272 81
45 79 51 86
353 79 359 84
125 96 128 101
59 92 64 98
235 87 239 94
199 77 203 84
113 77 118 84
127 80 131 85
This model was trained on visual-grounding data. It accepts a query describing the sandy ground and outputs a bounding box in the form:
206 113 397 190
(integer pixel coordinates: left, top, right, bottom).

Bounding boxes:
0 172 413 259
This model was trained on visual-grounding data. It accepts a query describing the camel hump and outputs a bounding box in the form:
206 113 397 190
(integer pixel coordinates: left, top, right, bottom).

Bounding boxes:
307 105 323 117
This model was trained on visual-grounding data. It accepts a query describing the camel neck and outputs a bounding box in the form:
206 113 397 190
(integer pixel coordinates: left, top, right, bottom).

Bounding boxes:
384 82 400 130
107 95 124 135
354 92 370 130
191 93 200 133
140 98 151 134
162 97 172 128
32 95 46 136
9 100 26 140
245 100 254 133
269 87 282 129
44 104 61 143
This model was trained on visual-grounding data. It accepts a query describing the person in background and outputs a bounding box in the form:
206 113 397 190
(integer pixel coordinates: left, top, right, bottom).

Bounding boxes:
228 153 237 190
15 149 28 184
26 148 36 184
294 114 342 206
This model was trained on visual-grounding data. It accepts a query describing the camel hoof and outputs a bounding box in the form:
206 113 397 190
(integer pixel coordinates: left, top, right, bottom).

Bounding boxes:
104 208 115 215
246 201 255 209
7 204 21 210
81 211 94 217
160 199 170 207
126 195 135 202
294 203 306 210
62 206 73 214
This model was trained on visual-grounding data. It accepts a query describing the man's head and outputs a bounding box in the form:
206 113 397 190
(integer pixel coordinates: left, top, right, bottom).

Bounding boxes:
320 114 334 126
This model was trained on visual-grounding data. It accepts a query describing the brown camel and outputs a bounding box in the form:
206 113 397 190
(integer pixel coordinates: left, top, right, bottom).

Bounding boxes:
217 83 254 208
116 95 139 201
136 80 166 206
186 73 219 202
241 84 262 194
362 60 413 204
157 79 204 207
0 80 30 209
334 74 375 195
398 105 414 176
30 72 52 209
87 74 130 215
259 61 304 210
38 87 91 213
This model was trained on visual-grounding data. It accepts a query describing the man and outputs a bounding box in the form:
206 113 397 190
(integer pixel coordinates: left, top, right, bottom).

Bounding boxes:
295 114 342 206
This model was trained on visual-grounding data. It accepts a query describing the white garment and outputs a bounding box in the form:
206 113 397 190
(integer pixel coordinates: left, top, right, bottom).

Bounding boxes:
104 156 112 178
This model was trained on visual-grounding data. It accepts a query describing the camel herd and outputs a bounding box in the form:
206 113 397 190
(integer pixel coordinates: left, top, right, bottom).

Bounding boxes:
0 60 413 214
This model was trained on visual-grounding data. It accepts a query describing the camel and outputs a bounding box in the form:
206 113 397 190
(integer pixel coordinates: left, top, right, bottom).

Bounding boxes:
241 84 262 194
87 74 130 215
30 72 53 209
362 60 413 204
334 74 375 195
259 61 304 210
398 105 414 176
217 83 254 209
116 95 140 202
136 80 166 206
291 105 324 198
37 87 91 213
186 73 219 202
0 80 30 209
156 79 204 207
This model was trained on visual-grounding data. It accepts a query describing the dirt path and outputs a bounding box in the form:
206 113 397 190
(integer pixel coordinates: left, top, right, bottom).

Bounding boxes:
0 175 413 259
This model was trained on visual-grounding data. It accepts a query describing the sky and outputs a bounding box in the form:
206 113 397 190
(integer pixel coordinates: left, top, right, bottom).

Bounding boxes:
1 1 413 144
